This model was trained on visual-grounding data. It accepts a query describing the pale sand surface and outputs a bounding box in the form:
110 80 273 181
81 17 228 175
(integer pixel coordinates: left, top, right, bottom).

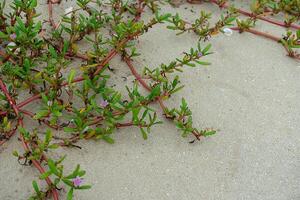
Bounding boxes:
0 1 300 199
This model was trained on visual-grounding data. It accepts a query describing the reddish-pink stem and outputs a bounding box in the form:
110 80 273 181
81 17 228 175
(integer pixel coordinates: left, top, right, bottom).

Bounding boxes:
19 120 59 200
0 30 146 117
209 0 300 30
124 57 151 91
231 27 280 42
47 0 57 29
0 79 19 116
1 1 147 117
0 79 59 199
231 27 300 60
123 57 200 139
124 57 168 112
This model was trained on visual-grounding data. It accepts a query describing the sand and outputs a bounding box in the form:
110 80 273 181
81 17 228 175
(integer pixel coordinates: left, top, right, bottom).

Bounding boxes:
0 1 300 199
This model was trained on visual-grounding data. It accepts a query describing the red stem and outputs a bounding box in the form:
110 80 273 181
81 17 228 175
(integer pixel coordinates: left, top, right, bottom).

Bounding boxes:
231 27 300 60
0 49 118 116
0 2 147 117
47 0 57 29
0 3 149 199
230 27 280 42
0 29 146 117
123 57 200 139
209 0 300 30
124 57 151 91
116 122 135 127
19 120 59 200
123 57 167 110
0 79 19 116
65 52 89 60
0 79 59 199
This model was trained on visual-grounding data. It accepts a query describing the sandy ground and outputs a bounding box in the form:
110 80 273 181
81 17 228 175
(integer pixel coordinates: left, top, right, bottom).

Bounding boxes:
1 0 300 199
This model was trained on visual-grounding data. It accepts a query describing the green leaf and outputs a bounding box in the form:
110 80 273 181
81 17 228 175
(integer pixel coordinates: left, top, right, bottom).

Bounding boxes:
45 129 52 144
297 30 300 39
68 69 76 85
102 135 115 144
202 130 216 137
64 127 77 133
40 171 52 179
23 58 31 72
140 109 148 122
41 93 48 103
52 110 62 117
67 188 74 200
186 62 196 67
29 0 37 8
148 85 161 100
18 127 30 139
202 44 212 54
155 12 171 23
170 85 184 95
77 170 86 177
132 107 141 124
32 180 40 194
47 159 59 176
33 110 49 119
16 17 26 32
195 60 210 65
181 98 187 109
62 178 74 187
166 26 177 30
62 41 70 55
225 17 236 24
140 128 148 140
77 185 92 190
0 32 7 39
12 151 19 157
49 45 57 58
65 164 80 179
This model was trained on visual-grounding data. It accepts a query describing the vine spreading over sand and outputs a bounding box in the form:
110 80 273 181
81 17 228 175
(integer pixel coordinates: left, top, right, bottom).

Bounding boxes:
0 0 299 199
